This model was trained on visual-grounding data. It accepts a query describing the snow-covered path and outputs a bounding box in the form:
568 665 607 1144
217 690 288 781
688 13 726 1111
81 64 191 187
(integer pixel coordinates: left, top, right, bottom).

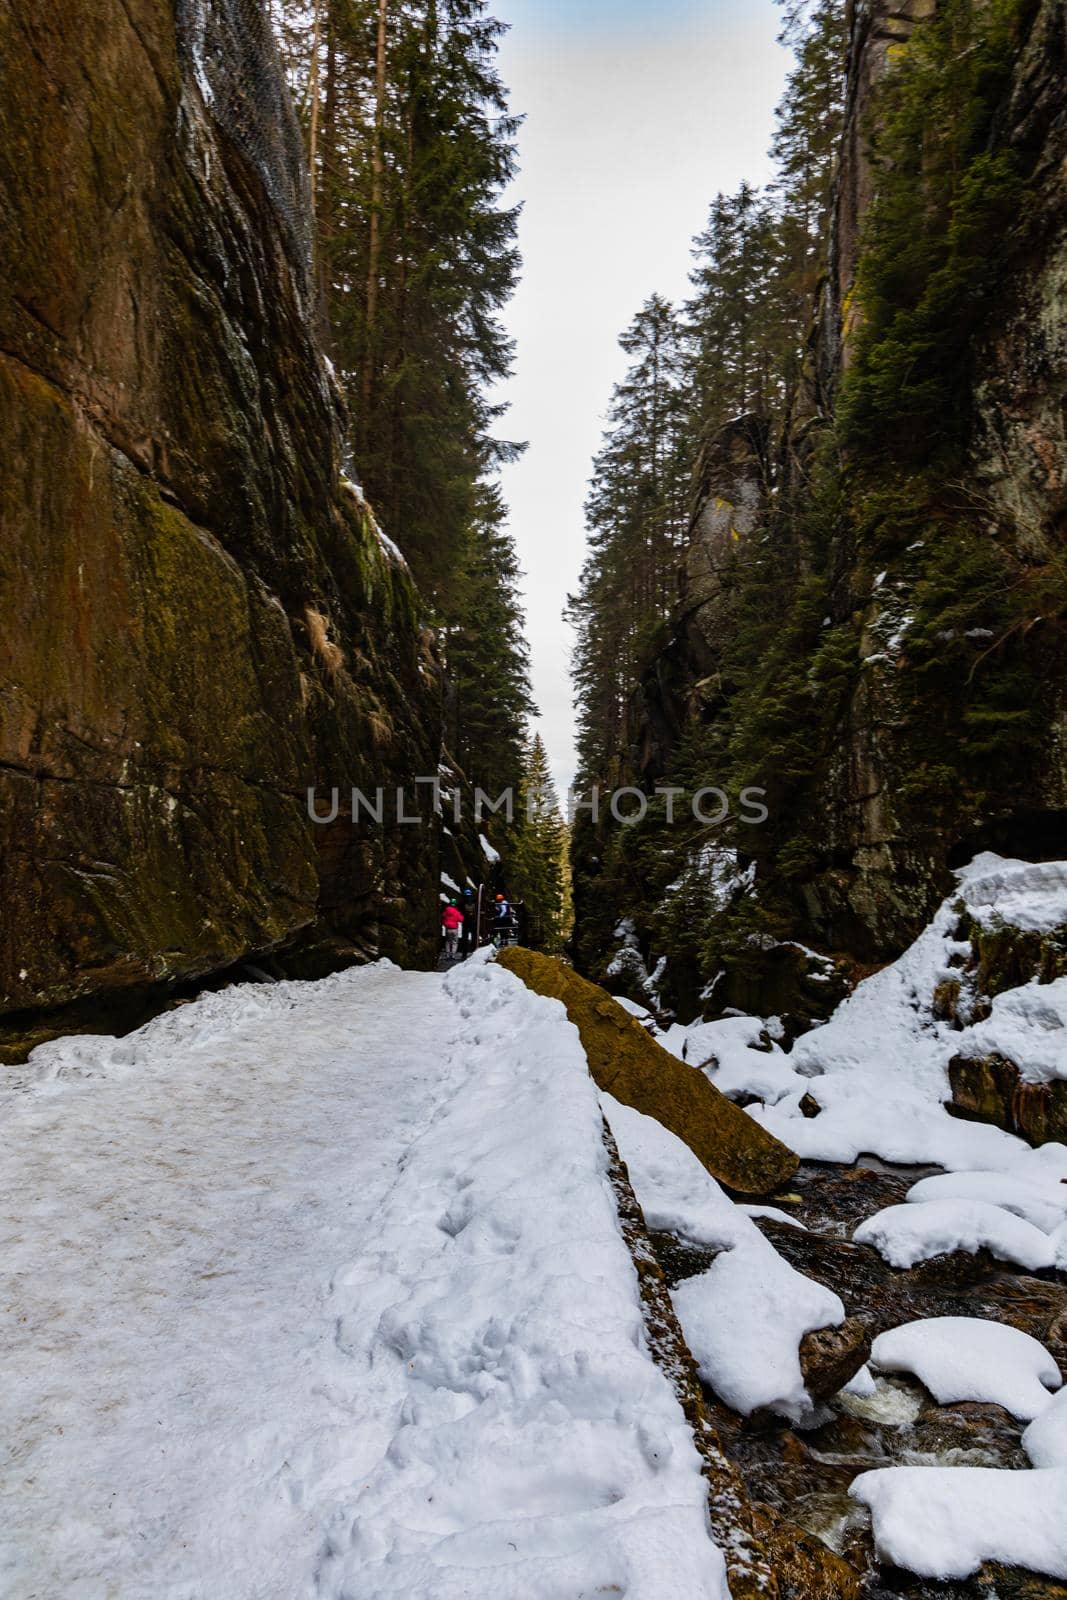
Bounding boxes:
1 957 722 1600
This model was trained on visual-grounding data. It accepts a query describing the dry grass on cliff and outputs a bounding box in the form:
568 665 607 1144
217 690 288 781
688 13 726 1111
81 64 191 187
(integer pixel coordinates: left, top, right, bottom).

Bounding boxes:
304 605 345 677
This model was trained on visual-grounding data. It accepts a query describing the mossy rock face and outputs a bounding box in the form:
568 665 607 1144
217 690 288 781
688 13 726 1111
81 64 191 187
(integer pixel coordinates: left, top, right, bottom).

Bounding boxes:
950 1053 1067 1146
0 0 446 1057
969 917 1067 997
495 948 799 1196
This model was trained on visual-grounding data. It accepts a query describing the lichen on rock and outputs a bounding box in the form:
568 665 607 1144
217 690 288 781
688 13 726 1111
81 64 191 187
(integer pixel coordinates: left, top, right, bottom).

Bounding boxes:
494 947 799 1195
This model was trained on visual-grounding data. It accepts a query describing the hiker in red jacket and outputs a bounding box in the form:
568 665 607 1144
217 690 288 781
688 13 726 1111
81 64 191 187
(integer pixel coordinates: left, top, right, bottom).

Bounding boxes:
441 901 464 961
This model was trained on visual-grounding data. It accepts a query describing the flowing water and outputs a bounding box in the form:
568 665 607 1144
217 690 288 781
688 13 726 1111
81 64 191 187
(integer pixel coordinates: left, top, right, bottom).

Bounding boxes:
652 1160 1067 1598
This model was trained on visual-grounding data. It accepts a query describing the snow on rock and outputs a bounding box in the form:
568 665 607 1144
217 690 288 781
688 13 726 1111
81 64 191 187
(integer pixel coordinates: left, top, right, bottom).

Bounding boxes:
1054 1221 1067 1271
955 976 1067 1084
749 1073 1027 1172
868 1316 1062 1421
962 855 1067 934
786 877 968 1095
855 1197 1056 1272
340 480 411 571
851 1465 1067 1581
604 1096 842 1421
1 957 725 1599
746 854 1067 1170
373 521 409 568
608 927 669 1012
614 995 655 1021
479 831 500 864
670 1251 843 1423
701 846 757 914
1024 1385 1067 1466
906 1169 1067 1234
602 1096 760 1255
1020 1141 1067 1182
661 845 755 917
843 1365 877 1398
738 1204 807 1230
658 1014 805 1107
852 1374 1067 1583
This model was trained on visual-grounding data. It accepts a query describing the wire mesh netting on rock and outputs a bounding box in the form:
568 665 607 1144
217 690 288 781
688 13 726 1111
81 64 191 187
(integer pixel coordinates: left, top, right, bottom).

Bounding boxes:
173 0 313 280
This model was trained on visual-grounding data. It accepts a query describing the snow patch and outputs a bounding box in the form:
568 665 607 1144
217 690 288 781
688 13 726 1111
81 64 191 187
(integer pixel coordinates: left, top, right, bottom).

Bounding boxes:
854 1198 1057 1273
851 1465 1067 1581
1024 1386 1067 1467
1 959 725 1598
614 996 654 1021
658 1014 805 1106
869 1316 1061 1421
962 854 1067 934
604 1096 842 1421
906 1169 1067 1235
852 1309 1067 1581
955 976 1067 1084
747 854 1067 1169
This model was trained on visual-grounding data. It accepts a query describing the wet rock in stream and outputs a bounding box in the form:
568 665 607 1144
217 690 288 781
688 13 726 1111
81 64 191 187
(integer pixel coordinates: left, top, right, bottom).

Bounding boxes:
800 1319 872 1401
648 1161 1067 1598
754 1217 1067 1359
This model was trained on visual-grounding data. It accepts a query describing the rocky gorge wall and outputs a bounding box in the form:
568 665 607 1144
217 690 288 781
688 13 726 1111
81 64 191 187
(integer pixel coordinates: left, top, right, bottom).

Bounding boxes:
581 0 1067 1023
0 0 452 1059
806 0 1067 954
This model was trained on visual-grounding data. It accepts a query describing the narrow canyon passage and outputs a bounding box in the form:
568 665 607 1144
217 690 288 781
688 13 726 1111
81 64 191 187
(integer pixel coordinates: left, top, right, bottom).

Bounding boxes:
3 0 1067 1594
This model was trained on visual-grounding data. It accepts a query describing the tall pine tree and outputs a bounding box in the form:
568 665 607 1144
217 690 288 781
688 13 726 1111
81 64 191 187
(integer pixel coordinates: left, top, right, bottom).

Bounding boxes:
509 735 567 952
271 0 533 802
443 483 535 797
568 296 689 785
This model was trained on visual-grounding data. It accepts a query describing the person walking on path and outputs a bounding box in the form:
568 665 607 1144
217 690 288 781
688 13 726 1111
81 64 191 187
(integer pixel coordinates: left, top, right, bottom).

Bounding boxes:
491 894 517 948
441 902 464 961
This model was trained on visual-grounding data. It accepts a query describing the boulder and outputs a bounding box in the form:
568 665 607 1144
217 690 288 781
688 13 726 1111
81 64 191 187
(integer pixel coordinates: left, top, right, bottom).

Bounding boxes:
949 1054 1067 1147
494 948 799 1196
799 1319 871 1403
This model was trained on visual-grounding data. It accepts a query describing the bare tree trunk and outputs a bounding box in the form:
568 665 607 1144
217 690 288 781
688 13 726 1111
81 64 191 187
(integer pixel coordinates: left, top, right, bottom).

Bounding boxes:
362 0 389 417
317 1 339 337
306 0 323 211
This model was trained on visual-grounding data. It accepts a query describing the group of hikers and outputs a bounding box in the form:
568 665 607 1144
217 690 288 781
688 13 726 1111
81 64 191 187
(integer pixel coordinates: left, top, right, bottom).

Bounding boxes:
440 888 523 961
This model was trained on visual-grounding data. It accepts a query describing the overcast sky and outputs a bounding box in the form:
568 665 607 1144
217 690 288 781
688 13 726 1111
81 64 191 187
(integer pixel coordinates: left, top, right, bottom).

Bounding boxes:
493 0 791 797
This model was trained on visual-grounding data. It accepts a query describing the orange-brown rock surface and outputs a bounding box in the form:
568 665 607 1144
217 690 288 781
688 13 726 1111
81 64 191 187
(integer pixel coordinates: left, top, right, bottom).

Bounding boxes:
495 947 799 1195
0 0 444 1058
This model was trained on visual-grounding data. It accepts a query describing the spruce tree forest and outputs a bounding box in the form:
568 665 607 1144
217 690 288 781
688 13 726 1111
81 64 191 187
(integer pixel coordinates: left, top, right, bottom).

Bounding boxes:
270 0 570 942
264 0 859 961
262 0 1067 992
567 0 1067 1019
